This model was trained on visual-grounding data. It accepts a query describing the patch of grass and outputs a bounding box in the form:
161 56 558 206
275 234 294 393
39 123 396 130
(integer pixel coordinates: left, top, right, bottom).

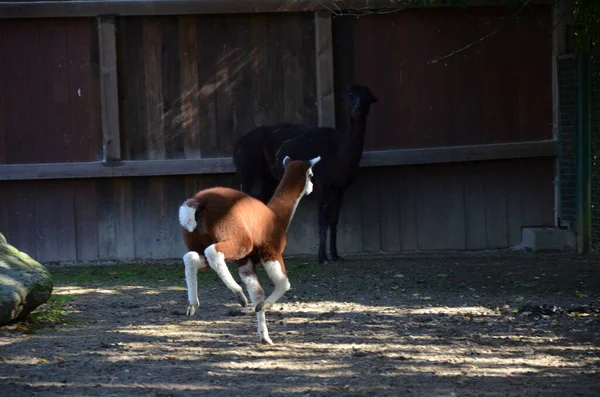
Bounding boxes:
50 263 187 287
31 295 73 324
14 295 74 334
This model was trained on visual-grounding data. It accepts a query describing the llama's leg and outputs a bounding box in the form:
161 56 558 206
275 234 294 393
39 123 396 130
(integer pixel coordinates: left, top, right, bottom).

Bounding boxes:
238 259 272 345
204 243 249 308
317 194 330 264
256 255 290 313
328 190 344 262
183 251 206 316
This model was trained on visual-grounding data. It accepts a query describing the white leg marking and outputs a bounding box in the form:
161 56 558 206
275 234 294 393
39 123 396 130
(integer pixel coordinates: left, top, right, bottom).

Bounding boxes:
261 260 291 311
238 261 272 344
183 251 203 316
238 261 265 306
256 310 273 345
204 245 248 307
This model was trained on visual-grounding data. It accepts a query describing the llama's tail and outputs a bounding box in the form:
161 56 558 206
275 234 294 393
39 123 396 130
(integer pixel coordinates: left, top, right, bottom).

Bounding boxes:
179 198 200 232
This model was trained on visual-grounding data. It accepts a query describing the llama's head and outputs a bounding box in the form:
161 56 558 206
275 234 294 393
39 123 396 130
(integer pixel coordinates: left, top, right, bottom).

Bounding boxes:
282 155 321 196
344 85 377 118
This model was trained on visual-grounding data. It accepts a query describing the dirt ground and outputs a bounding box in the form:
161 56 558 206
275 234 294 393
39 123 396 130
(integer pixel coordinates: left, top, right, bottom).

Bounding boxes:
1 252 599 397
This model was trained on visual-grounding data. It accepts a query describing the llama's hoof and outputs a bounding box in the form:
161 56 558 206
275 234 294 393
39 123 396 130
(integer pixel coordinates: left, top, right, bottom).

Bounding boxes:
318 256 330 264
331 255 345 262
186 304 198 316
236 292 249 308
260 335 274 345
255 301 272 312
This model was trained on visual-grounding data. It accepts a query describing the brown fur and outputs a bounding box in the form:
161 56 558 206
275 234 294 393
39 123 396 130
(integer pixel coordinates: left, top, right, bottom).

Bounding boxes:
181 159 312 268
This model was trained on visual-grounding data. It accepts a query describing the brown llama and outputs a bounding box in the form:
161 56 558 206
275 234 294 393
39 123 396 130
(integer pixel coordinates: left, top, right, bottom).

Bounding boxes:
178 155 321 344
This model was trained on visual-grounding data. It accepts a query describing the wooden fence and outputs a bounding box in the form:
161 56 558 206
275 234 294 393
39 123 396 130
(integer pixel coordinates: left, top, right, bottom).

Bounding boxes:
0 0 559 263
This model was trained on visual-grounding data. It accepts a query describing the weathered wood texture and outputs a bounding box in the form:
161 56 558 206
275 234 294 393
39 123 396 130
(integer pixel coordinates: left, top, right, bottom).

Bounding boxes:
334 5 553 150
0 158 555 262
117 13 318 160
98 16 122 162
0 18 102 164
0 7 557 262
0 0 546 19
0 140 558 181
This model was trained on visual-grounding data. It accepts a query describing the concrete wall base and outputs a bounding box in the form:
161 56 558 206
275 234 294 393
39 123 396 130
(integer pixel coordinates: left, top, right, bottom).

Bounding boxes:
520 227 577 252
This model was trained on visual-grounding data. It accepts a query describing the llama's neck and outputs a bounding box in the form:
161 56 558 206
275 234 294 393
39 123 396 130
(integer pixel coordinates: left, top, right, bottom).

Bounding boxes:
337 114 368 165
267 179 305 232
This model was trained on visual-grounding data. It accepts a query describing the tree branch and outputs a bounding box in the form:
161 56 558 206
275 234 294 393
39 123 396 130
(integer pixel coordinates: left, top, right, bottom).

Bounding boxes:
428 0 534 64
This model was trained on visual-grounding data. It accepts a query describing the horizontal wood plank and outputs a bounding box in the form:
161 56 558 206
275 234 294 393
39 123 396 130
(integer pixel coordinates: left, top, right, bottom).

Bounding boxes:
0 0 550 19
0 140 558 181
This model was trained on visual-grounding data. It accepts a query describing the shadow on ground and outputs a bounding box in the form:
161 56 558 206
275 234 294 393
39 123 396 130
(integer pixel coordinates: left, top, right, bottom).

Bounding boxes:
1 253 599 397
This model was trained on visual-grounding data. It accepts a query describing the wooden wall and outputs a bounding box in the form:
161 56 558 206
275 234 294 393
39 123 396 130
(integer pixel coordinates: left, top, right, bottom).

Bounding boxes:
116 13 318 160
334 5 553 150
0 4 557 263
0 18 102 165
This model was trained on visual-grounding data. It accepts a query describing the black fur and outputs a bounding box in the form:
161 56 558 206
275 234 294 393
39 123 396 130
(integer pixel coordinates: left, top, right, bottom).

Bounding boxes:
233 85 377 264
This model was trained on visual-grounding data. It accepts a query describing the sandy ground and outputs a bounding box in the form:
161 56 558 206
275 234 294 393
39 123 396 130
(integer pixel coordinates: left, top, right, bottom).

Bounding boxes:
1 252 599 397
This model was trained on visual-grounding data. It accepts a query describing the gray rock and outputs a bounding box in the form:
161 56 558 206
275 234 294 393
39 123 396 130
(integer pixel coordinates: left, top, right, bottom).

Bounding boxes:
0 233 53 325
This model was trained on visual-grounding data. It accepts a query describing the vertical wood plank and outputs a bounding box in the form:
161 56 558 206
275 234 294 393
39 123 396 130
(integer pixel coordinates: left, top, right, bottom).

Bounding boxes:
379 167 401 252
41 21 73 163
149 177 170 259
214 16 236 156
483 163 508 249
98 16 121 162
399 167 418 251
0 25 5 164
231 15 258 139
300 13 318 125
314 11 335 128
166 176 188 258
35 182 77 263
179 16 202 159
143 17 166 160
114 178 135 259
132 177 154 259
281 13 304 124
463 164 487 250
196 16 219 158
69 19 101 162
117 17 147 160
337 180 364 254
96 178 117 258
96 177 134 260
7 182 37 257
0 183 8 235
231 16 258 140
162 17 184 159
332 15 354 134
74 179 99 261
359 169 382 252
506 164 523 247
263 15 284 125
416 165 466 250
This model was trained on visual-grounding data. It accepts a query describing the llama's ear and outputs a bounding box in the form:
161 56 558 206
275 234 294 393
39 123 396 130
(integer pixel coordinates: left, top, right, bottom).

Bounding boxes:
309 156 321 167
282 156 291 168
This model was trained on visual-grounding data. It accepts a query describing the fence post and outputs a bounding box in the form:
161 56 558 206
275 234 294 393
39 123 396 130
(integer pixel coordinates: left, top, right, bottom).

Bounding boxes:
314 11 335 128
97 15 122 162
576 52 591 254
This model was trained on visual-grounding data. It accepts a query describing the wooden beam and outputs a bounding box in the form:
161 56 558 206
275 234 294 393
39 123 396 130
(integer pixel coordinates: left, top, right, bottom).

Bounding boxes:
359 140 558 167
0 0 552 19
97 16 121 162
315 11 335 128
0 140 558 181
